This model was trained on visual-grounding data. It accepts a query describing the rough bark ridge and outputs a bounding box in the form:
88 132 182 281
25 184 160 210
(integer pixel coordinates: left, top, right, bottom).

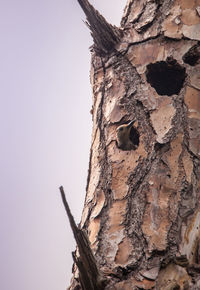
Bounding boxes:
69 0 200 289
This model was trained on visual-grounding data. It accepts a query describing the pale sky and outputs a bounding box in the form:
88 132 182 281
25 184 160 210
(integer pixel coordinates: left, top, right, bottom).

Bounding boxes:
0 1 126 289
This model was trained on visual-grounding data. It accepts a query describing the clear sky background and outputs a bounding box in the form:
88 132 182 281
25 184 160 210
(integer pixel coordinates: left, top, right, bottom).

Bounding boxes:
0 1 126 289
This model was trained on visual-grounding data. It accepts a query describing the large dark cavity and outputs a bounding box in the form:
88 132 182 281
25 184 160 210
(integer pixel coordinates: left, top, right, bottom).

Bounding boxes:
146 57 186 96
182 43 200 66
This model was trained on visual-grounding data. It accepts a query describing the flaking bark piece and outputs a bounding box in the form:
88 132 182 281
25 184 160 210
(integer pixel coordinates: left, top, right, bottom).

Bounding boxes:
59 186 104 290
77 0 121 55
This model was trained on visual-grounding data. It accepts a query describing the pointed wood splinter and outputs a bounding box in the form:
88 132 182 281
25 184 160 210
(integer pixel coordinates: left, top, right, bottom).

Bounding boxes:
77 0 121 55
59 186 104 290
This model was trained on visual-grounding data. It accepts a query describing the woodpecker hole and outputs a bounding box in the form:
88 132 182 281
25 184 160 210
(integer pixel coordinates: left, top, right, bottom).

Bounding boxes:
182 44 200 66
146 57 186 96
130 126 140 148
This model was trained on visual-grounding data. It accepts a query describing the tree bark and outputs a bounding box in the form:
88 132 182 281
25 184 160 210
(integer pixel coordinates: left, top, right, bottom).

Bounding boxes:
68 0 200 289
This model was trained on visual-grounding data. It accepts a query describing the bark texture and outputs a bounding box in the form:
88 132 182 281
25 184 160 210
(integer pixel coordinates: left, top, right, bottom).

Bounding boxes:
69 0 200 289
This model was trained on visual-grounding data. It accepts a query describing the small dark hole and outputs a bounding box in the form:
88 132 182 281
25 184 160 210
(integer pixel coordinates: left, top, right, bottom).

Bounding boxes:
129 127 140 147
183 44 200 66
146 58 186 96
154 142 165 151
108 189 112 195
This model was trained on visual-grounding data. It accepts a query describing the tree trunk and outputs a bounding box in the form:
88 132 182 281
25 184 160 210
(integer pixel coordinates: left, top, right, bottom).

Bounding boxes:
68 0 200 289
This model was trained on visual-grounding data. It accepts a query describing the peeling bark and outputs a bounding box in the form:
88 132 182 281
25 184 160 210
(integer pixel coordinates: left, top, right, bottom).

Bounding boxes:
68 0 200 289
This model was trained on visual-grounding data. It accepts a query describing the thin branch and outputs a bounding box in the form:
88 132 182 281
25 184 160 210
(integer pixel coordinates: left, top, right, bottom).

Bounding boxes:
59 186 78 240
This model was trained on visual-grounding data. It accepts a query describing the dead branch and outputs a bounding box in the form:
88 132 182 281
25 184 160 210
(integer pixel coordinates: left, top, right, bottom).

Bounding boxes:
77 0 121 55
59 186 104 290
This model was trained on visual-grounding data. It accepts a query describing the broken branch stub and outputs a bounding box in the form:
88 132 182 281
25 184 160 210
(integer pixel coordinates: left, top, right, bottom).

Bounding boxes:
77 0 121 55
59 186 104 290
